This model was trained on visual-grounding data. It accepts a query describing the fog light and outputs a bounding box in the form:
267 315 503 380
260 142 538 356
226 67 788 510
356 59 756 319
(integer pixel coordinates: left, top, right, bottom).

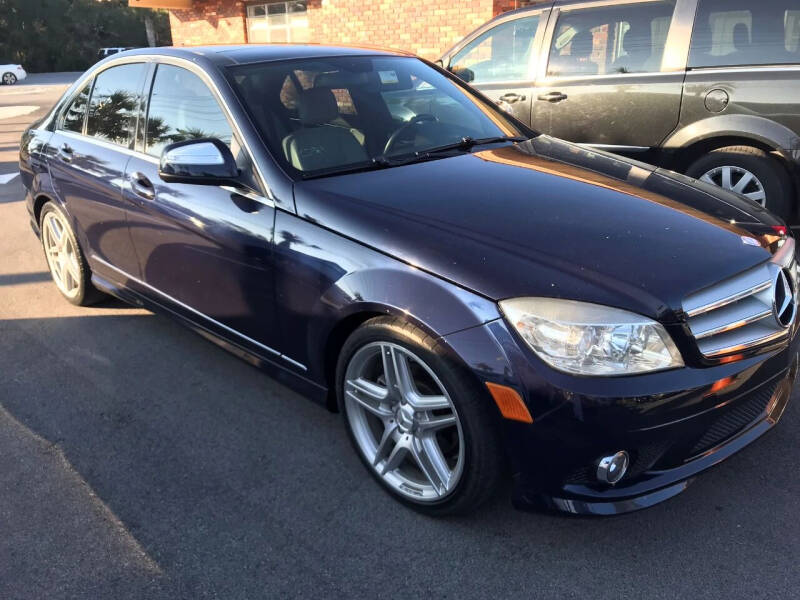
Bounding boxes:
596 451 629 485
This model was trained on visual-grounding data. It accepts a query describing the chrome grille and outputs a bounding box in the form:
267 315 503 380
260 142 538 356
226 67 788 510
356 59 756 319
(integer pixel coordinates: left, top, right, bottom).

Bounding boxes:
683 238 797 358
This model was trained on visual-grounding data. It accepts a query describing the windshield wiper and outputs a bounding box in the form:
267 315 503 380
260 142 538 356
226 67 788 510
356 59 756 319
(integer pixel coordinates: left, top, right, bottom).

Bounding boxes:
300 160 395 180
371 135 528 168
417 135 528 157
301 136 527 179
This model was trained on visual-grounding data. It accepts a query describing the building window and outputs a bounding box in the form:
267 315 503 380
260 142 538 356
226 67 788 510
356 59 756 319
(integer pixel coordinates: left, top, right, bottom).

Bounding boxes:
247 1 309 43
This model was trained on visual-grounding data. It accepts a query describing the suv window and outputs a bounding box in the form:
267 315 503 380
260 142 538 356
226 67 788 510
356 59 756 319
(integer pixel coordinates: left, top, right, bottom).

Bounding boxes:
61 81 92 133
689 0 800 68
450 16 540 83
145 64 233 157
547 1 676 77
85 63 146 147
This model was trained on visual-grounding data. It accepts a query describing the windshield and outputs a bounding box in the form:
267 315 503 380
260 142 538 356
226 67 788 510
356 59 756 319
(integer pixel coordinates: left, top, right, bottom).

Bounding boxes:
227 55 530 178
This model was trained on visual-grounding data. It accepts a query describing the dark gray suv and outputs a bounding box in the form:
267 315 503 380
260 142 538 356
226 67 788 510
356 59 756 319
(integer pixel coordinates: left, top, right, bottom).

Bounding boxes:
439 0 800 219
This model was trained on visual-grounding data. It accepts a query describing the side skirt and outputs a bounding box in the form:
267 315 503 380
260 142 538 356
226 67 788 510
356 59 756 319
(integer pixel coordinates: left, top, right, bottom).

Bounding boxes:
90 272 329 406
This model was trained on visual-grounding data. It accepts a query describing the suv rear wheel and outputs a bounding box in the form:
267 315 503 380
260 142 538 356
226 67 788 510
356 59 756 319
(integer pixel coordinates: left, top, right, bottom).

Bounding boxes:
686 146 793 220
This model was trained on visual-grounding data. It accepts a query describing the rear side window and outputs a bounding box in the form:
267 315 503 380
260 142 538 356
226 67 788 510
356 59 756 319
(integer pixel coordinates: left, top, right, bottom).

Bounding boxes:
86 63 146 147
450 16 540 83
689 0 800 68
60 81 91 133
547 1 676 77
145 64 233 157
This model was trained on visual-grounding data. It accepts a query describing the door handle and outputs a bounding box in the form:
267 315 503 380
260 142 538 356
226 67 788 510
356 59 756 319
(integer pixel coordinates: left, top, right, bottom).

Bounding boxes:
58 143 73 163
129 172 155 200
497 92 527 104
537 92 568 103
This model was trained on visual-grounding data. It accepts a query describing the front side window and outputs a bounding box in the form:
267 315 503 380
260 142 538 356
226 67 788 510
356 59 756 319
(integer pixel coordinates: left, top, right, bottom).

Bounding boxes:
547 1 676 77
689 0 800 68
60 81 92 133
145 64 233 157
227 55 526 177
85 63 146 147
247 1 309 43
450 16 540 83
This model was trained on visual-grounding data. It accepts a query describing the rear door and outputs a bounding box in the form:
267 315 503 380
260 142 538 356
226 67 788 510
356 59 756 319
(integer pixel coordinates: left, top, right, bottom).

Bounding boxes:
532 0 691 151
48 62 148 278
446 9 550 124
682 0 800 141
123 62 280 354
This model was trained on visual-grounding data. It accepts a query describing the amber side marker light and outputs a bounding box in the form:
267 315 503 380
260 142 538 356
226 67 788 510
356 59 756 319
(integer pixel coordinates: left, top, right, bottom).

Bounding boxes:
485 382 534 423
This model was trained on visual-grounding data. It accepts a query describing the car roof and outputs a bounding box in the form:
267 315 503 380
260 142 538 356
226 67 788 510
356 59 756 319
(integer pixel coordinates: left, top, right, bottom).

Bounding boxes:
119 44 414 67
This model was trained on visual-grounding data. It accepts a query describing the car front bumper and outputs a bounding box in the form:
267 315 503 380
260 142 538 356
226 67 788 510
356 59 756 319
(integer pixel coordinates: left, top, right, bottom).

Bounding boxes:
444 318 799 515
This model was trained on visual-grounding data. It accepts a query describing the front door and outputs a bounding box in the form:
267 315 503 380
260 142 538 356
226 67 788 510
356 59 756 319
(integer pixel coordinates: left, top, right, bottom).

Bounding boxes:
447 11 548 124
48 63 148 278
532 0 687 150
123 63 280 354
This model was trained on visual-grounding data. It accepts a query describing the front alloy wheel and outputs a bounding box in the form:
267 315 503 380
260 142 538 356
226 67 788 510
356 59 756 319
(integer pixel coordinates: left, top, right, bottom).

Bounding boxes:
344 341 465 501
337 317 505 515
2 72 16 85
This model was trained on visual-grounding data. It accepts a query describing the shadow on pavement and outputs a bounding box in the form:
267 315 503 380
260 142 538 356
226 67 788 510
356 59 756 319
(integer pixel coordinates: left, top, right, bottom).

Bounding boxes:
0 309 798 598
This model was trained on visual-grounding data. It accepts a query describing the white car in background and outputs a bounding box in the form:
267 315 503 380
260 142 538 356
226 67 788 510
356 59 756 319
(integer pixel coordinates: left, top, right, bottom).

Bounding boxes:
1 64 27 85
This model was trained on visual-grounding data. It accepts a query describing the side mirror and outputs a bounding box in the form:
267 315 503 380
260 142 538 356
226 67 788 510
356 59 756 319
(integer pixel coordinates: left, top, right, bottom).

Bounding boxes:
449 66 475 83
158 138 239 186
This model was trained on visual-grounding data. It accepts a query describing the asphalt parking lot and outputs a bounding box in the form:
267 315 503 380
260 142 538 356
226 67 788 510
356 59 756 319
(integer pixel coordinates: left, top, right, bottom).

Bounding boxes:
1 74 799 599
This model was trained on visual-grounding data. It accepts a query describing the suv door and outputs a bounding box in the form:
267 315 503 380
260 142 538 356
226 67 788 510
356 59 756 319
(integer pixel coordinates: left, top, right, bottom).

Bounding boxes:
48 62 148 278
123 62 280 354
677 0 800 217
446 10 549 124
532 0 689 151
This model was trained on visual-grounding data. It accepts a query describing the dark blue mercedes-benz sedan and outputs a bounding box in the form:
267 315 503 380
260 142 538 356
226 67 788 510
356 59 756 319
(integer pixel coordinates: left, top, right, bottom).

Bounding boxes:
19 45 799 515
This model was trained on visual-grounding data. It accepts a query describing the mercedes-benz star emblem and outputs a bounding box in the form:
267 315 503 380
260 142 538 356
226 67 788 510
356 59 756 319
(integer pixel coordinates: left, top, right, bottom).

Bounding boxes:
772 268 796 329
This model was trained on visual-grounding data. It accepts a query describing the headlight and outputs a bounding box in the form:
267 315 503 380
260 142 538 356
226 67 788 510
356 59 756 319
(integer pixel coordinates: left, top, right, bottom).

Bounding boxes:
499 298 684 376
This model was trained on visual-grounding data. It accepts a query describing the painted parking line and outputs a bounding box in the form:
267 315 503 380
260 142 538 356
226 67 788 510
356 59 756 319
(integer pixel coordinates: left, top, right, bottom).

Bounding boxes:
0 172 19 185
0 105 39 120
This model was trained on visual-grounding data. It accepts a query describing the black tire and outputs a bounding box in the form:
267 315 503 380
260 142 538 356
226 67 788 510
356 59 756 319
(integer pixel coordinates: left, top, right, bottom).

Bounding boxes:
685 145 793 220
2 72 16 85
336 316 505 516
39 201 105 306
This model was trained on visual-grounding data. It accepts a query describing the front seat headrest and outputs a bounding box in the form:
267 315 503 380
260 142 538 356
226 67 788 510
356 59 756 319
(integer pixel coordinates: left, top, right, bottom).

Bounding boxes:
298 88 339 125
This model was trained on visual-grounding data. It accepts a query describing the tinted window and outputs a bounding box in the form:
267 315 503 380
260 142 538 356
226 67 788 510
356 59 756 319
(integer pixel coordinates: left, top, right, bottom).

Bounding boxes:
145 64 233 157
547 1 676 77
85 63 146 147
61 81 91 133
689 0 800 67
450 16 540 83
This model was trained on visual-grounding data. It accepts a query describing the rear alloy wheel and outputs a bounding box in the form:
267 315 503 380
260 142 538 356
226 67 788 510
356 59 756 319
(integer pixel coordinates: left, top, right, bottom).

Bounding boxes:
686 145 793 220
698 165 766 206
2 72 16 85
40 202 104 306
337 317 504 515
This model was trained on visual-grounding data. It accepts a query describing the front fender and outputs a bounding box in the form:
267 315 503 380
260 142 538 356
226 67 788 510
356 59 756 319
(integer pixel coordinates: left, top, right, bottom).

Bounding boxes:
305 265 501 379
274 212 501 382
663 114 800 162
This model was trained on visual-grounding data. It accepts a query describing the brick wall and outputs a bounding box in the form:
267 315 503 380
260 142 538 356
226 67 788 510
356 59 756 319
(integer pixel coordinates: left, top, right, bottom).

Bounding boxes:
170 0 249 45
305 0 491 59
169 0 540 58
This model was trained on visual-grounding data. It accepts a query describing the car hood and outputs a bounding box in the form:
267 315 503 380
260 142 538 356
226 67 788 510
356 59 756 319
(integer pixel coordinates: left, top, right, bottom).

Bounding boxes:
293 136 785 321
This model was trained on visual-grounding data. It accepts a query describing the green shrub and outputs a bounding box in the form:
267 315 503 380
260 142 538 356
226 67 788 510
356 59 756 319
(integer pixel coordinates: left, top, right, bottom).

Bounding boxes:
0 0 172 72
